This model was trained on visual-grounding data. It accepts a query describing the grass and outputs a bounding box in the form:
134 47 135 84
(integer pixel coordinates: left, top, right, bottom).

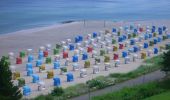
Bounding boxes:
34 55 163 100
143 91 170 100
110 55 163 83
92 78 170 100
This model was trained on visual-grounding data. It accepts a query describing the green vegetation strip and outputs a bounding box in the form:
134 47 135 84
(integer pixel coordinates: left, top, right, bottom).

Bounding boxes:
143 91 170 100
92 78 170 100
34 55 163 100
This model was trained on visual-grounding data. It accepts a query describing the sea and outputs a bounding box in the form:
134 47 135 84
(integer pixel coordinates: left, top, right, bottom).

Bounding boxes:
0 0 170 34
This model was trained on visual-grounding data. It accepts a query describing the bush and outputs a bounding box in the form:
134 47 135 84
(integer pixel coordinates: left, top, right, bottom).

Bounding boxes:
86 76 114 89
64 83 88 98
34 94 54 100
52 87 64 96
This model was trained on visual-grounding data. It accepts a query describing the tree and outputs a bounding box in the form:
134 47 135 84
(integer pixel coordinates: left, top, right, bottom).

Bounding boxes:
0 56 22 100
161 49 170 76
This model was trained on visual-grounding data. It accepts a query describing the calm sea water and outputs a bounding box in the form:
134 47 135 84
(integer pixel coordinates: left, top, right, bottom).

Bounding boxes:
0 0 170 34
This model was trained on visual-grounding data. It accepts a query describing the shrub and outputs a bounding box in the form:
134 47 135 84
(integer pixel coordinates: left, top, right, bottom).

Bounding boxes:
34 94 54 100
86 76 114 89
64 83 88 98
52 87 64 96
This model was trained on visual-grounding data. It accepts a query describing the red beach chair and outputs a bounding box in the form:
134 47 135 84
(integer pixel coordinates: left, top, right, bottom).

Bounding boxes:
16 57 22 64
119 43 124 49
139 27 144 32
113 54 119 60
87 46 93 53
63 52 68 59
43 51 48 57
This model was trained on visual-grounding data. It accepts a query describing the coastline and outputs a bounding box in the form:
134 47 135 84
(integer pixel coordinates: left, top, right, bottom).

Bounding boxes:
0 19 170 98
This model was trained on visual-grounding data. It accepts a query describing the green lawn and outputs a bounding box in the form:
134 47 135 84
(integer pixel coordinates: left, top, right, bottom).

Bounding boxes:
92 78 170 100
144 91 170 100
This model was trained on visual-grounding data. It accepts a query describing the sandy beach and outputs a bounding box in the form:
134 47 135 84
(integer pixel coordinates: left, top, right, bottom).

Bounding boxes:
0 20 170 98
0 20 170 57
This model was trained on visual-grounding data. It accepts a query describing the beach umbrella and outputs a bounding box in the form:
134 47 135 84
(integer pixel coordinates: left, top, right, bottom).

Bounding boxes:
23 86 31 96
53 77 61 86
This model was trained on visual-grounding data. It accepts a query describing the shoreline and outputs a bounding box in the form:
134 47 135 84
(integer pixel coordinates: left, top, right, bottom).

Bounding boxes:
0 19 168 36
